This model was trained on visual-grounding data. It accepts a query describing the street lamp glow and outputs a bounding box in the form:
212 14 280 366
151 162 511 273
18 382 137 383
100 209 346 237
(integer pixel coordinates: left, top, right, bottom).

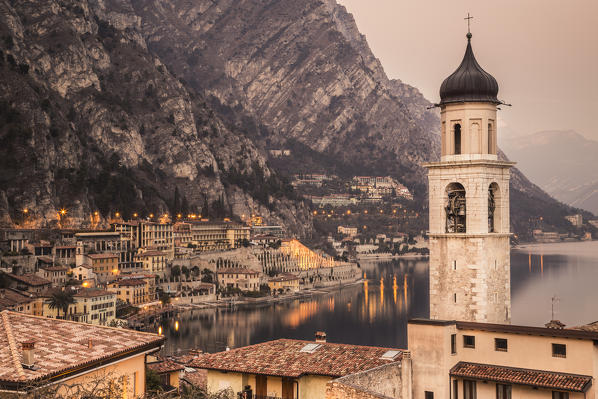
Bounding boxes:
115 212 120 218
149 213 154 218
133 213 138 218
23 208 28 214
59 209 67 216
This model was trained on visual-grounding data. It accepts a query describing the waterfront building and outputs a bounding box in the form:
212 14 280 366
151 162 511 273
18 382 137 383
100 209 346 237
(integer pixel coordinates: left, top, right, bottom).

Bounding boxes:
41 288 116 325
191 334 409 399
268 273 300 293
135 248 167 275
0 310 163 397
107 278 150 306
565 214 583 227
217 267 260 292
423 31 512 324
409 319 598 399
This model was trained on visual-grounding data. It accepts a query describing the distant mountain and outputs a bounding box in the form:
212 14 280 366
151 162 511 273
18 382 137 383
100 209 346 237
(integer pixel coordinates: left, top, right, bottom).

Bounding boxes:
0 0 587 239
501 130 598 215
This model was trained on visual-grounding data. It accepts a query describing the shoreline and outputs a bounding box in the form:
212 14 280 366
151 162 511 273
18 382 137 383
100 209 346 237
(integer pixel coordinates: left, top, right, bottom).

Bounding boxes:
172 278 364 311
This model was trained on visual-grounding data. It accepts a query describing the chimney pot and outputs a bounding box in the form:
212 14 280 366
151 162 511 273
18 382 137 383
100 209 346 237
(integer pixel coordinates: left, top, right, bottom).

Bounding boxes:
315 331 327 343
88 338 93 349
21 340 35 368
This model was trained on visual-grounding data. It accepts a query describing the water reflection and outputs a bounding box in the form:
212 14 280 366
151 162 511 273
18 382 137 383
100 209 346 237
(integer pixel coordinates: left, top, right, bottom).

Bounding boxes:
511 241 598 327
163 258 429 354
162 242 598 354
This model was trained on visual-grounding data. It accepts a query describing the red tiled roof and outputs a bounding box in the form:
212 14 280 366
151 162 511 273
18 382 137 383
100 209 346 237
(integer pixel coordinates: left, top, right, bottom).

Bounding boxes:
0 311 164 385
147 360 185 374
7 273 51 287
450 362 592 393
87 253 119 259
73 289 115 298
111 279 146 287
190 339 402 378
0 289 34 309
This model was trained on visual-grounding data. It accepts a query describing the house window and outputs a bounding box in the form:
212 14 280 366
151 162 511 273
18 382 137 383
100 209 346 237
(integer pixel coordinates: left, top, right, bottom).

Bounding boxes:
453 380 459 399
495 338 508 352
463 380 476 399
496 384 511 399
451 334 457 354
463 335 475 348
425 391 434 399
552 343 566 358
552 392 569 399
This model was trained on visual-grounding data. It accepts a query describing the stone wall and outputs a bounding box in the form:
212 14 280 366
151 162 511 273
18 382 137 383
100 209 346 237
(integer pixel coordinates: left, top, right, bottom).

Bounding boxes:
325 360 405 399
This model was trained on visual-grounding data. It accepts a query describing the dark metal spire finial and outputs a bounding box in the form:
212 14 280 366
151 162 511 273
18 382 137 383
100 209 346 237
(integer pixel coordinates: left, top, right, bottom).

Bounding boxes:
464 13 473 39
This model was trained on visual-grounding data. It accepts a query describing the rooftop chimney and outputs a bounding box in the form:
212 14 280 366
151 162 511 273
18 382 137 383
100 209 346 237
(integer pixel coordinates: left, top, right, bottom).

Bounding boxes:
315 331 327 343
88 338 93 349
545 320 566 329
21 340 35 369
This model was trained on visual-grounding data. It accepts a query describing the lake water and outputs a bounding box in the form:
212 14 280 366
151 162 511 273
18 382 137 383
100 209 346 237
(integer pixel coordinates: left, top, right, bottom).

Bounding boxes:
163 241 598 354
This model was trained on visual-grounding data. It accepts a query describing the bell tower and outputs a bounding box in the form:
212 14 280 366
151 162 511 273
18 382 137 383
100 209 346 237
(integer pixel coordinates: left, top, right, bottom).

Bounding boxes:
424 31 513 323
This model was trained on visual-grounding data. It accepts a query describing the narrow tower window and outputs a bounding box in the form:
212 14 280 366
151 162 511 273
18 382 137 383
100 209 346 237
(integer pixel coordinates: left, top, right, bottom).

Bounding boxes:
488 123 493 154
454 124 462 154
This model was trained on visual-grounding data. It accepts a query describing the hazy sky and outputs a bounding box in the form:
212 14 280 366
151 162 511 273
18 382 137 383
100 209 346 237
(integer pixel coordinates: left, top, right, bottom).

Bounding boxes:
338 0 598 141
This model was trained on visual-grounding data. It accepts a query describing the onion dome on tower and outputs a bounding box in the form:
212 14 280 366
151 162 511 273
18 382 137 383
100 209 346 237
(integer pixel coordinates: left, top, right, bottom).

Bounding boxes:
439 33 500 105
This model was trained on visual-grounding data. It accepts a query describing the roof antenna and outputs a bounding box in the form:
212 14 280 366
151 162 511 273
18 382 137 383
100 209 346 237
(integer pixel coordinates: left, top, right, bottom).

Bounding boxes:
464 13 473 40
551 295 560 320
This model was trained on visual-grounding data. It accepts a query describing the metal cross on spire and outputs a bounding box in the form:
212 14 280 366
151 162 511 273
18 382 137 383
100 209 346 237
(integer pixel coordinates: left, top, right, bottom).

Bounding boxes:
464 13 473 34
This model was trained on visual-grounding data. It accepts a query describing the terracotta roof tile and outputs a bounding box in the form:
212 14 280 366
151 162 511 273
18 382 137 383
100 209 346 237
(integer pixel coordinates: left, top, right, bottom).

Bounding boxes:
147 360 185 374
0 311 164 384
190 339 402 378
450 362 592 392
7 274 51 287
87 253 119 259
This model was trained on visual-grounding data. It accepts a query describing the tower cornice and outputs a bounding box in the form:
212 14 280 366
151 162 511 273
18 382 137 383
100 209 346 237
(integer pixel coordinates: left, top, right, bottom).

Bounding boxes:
423 160 516 169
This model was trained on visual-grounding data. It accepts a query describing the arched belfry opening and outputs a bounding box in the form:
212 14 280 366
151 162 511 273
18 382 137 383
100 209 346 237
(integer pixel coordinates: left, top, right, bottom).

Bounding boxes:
454 124 462 155
488 182 501 232
445 183 466 233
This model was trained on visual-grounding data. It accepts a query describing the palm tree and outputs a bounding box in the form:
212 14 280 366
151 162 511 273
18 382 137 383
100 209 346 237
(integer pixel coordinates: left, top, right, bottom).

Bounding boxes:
48 291 75 319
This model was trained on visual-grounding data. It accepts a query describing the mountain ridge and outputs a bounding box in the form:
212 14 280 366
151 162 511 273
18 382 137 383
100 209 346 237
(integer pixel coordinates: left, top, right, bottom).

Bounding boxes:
0 0 589 240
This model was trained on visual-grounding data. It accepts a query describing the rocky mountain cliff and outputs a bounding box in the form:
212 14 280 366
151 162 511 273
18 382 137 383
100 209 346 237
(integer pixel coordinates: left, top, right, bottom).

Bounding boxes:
0 0 310 235
0 0 587 239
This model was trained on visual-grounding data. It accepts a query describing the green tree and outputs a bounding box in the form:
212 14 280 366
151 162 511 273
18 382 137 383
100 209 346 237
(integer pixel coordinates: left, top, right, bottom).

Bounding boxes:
48 291 75 319
171 265 181 279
